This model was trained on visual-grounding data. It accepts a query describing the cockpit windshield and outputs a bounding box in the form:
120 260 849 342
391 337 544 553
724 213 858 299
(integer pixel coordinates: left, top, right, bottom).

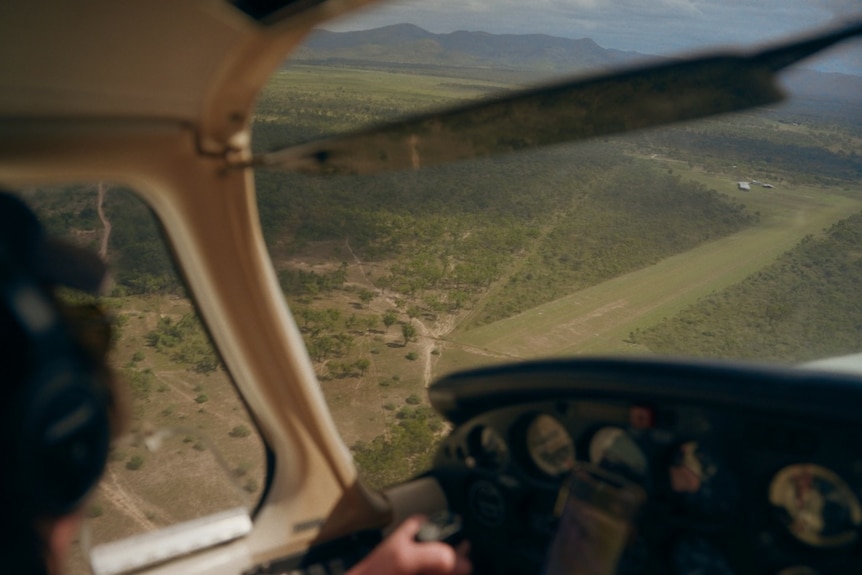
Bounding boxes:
251 0 862 486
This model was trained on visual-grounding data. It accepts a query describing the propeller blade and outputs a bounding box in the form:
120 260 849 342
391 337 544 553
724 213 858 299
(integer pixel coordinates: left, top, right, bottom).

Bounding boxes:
253 19 862 176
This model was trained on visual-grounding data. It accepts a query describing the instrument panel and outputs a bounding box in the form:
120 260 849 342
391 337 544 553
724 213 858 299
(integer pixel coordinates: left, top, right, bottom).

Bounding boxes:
427 358 862 575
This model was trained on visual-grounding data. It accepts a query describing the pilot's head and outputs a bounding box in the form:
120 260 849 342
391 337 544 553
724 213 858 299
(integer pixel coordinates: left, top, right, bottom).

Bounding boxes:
0 192 125 574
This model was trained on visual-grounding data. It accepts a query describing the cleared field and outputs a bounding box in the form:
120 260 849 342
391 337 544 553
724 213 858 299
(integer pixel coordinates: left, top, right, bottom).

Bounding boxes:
258 65 511 120
453 185 862 359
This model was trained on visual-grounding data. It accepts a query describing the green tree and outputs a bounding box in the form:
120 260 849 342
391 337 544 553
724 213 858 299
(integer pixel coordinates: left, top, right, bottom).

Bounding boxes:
346 314 359 330
362 315 379 332
354 358 371 376
358 288 375 306
229 425 252 438
401 322 417 346
126 455 145 471
383 311 397 332
352 406 444 489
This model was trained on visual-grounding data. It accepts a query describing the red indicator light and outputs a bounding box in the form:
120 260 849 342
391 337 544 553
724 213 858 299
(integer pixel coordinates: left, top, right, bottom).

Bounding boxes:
629 405 655 429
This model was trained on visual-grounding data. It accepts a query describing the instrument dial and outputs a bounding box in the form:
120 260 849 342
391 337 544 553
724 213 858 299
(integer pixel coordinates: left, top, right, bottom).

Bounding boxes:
526 414 575 477
468 425 508 470
589 426 648 482
769 463 862 548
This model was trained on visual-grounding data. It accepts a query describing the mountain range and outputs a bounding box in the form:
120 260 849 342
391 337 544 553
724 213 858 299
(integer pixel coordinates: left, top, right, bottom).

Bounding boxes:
291 23 862 116
294 23 650 75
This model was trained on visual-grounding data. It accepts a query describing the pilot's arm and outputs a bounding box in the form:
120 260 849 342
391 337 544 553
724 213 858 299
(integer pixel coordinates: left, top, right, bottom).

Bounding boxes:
347 516 472 575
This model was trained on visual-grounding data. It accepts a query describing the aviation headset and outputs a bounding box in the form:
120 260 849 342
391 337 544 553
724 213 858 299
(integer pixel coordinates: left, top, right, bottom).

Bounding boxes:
0 192 113 517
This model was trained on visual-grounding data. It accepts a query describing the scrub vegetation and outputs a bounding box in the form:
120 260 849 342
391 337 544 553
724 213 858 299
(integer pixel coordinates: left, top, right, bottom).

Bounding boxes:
253 59 860 486
632 212 862 361
22 36 862 495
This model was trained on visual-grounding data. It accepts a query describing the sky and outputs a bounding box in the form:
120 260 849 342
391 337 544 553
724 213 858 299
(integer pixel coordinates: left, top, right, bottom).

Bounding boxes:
323 0 862 74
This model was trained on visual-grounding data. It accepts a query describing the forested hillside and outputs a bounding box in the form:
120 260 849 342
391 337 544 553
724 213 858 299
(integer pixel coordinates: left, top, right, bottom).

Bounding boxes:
291 24 862 123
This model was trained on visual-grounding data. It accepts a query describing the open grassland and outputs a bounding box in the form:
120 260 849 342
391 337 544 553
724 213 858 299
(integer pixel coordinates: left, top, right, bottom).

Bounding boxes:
454 185 862 359
264 65 507 111
254 66 512 150
85 296 266 539
60 294 266 573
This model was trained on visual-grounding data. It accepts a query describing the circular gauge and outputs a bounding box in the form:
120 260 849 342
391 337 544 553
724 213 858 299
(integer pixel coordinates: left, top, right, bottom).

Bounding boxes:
526 414 575 477
589 426 648 482
769 463 862 548
672 537 734 575
668 441 737 520
468 426 509 470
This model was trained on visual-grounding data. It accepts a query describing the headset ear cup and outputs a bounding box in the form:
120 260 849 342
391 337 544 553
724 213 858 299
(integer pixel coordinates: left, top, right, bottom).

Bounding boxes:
17 363 111 517
0 192 112 517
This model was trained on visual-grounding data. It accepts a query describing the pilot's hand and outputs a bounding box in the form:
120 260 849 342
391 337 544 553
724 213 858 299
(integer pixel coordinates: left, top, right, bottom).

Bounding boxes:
347 515 472 575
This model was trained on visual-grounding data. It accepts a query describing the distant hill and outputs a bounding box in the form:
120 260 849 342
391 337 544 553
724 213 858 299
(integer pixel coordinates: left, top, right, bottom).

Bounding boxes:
290 23 861 122
293 23 649 75
779 67 862 123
